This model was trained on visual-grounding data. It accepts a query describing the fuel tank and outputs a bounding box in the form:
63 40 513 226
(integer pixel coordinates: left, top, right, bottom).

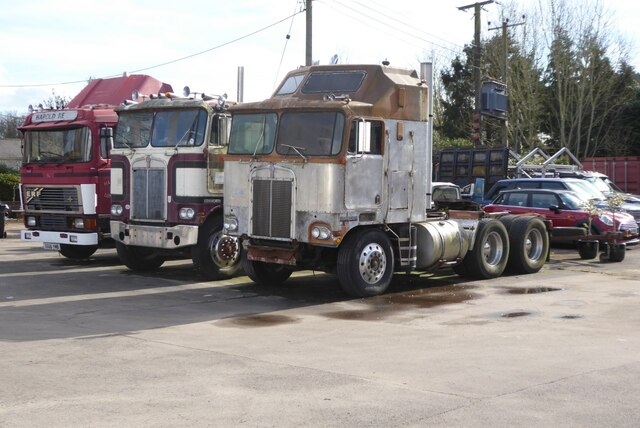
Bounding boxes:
415 220 469 270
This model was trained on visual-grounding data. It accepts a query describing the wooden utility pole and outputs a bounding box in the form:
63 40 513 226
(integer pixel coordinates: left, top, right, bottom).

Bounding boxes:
488 17 525 150
458 1 493 146
305 0 312 66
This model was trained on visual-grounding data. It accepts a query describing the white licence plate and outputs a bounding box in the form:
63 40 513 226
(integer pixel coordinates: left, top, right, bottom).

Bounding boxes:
43 242 61 251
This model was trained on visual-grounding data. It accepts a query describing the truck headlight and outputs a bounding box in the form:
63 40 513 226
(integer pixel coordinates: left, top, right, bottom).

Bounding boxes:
27 216 37 227
224 216 238 232
111 204 123 216
179 207 195 219
73 218 85 229
311 225 331 240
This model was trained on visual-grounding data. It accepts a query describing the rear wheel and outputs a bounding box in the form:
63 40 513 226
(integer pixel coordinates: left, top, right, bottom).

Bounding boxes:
192 219 243 280
507 216 549 274
59 244 97 260
462 219 509 279
337 228 394 297
116 242 165 271
243 259 293 285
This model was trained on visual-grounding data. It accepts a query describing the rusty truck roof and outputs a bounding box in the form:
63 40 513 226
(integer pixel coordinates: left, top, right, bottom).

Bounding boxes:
230 64 428 122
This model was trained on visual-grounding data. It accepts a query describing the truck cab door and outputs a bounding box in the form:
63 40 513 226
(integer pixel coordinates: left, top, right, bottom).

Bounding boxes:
207 114 230 194
344 119 384 210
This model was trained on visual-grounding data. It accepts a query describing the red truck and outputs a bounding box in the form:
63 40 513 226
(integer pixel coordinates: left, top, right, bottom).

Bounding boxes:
19 75 172 259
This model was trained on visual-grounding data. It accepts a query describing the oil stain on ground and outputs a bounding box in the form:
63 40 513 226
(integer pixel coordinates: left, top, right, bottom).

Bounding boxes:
503 287 562 295
219 314 299 328
322 285 480 322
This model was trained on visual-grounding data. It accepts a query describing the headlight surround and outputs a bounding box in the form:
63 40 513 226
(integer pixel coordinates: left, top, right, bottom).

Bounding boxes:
179 207 195 220
311 225 331 240
110 204 123 216
224 216 238 232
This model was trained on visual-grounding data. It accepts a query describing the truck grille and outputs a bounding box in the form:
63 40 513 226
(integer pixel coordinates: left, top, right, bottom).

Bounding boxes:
252 179 292 239
24 186 80 213
132 168 165 221
40 216 68 230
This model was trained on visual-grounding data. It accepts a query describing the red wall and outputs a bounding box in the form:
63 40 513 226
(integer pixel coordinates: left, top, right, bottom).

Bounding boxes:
582 157 640 194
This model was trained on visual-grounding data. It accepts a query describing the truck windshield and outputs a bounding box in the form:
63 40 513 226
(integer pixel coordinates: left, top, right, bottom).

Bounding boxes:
276 112 344 156
24 127 92 164
115 109 208 148
228 113 277 155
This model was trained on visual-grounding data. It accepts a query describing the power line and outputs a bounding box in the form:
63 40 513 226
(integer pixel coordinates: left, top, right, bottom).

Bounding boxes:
321 0 465 58
358 0 467 51
273 0 303 90
0 11 304 89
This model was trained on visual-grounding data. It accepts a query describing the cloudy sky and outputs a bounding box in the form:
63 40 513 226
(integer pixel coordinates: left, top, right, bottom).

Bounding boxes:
1 0 639 113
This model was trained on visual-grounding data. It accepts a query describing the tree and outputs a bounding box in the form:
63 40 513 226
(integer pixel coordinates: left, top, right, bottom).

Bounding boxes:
0 112 25 139
35 89 71 110
438 46 475 141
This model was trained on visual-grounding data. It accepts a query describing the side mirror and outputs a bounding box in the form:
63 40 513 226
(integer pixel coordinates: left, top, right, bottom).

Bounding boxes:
100 127 114 159
549 204 560 213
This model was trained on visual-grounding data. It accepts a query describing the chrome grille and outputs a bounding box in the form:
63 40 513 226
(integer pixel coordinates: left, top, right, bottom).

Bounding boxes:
252 179 292 239
132 168 165 221
24 186 80 213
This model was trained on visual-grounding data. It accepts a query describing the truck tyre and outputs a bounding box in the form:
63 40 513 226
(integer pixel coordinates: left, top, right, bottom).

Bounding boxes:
116 242 165 271
243 259 292 285
59 244 98 260
498 214 518 232
192 218 243 280
462 219 509 279
507 216 549 274
337 228 394 297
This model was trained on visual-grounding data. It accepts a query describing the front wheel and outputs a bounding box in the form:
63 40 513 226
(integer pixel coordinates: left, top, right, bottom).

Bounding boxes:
116 242 165 271
337 228 394 297
462 219 509 279
59 244 98 260
192 219 242 280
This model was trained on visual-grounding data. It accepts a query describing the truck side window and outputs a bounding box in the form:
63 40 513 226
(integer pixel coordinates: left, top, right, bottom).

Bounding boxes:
210 115 230 147
348 119 383 154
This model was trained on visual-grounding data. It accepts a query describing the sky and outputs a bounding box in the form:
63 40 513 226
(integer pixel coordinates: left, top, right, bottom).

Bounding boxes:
1 0 640 114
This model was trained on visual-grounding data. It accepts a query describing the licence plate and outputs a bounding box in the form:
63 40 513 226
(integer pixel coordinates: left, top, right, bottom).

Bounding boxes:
43 242 61 251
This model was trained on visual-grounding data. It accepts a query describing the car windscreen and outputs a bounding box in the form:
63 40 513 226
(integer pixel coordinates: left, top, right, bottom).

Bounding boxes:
558 192 586 210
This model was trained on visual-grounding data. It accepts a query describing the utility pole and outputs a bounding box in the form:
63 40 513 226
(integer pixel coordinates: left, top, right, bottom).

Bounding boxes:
458 0 493 146
488 16 525 150
305 0 312 66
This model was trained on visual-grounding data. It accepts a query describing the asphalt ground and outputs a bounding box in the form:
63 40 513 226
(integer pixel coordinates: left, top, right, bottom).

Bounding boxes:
1 219 639 427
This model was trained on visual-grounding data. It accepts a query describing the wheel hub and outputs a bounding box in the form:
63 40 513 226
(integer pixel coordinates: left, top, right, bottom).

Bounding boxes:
359 243 386 284
211 235 240 267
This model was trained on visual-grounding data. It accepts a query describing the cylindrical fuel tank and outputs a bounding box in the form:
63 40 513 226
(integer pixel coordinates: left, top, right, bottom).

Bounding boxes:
415 220 469 270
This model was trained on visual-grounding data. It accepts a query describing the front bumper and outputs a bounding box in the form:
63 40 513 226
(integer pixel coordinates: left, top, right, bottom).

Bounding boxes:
110 221 199 249
21 229 99 246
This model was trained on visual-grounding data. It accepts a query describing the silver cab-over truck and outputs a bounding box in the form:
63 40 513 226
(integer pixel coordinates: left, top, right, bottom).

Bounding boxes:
220 63 549 297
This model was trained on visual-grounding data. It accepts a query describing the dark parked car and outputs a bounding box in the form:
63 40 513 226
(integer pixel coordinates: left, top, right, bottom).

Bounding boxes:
483 189 639 244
